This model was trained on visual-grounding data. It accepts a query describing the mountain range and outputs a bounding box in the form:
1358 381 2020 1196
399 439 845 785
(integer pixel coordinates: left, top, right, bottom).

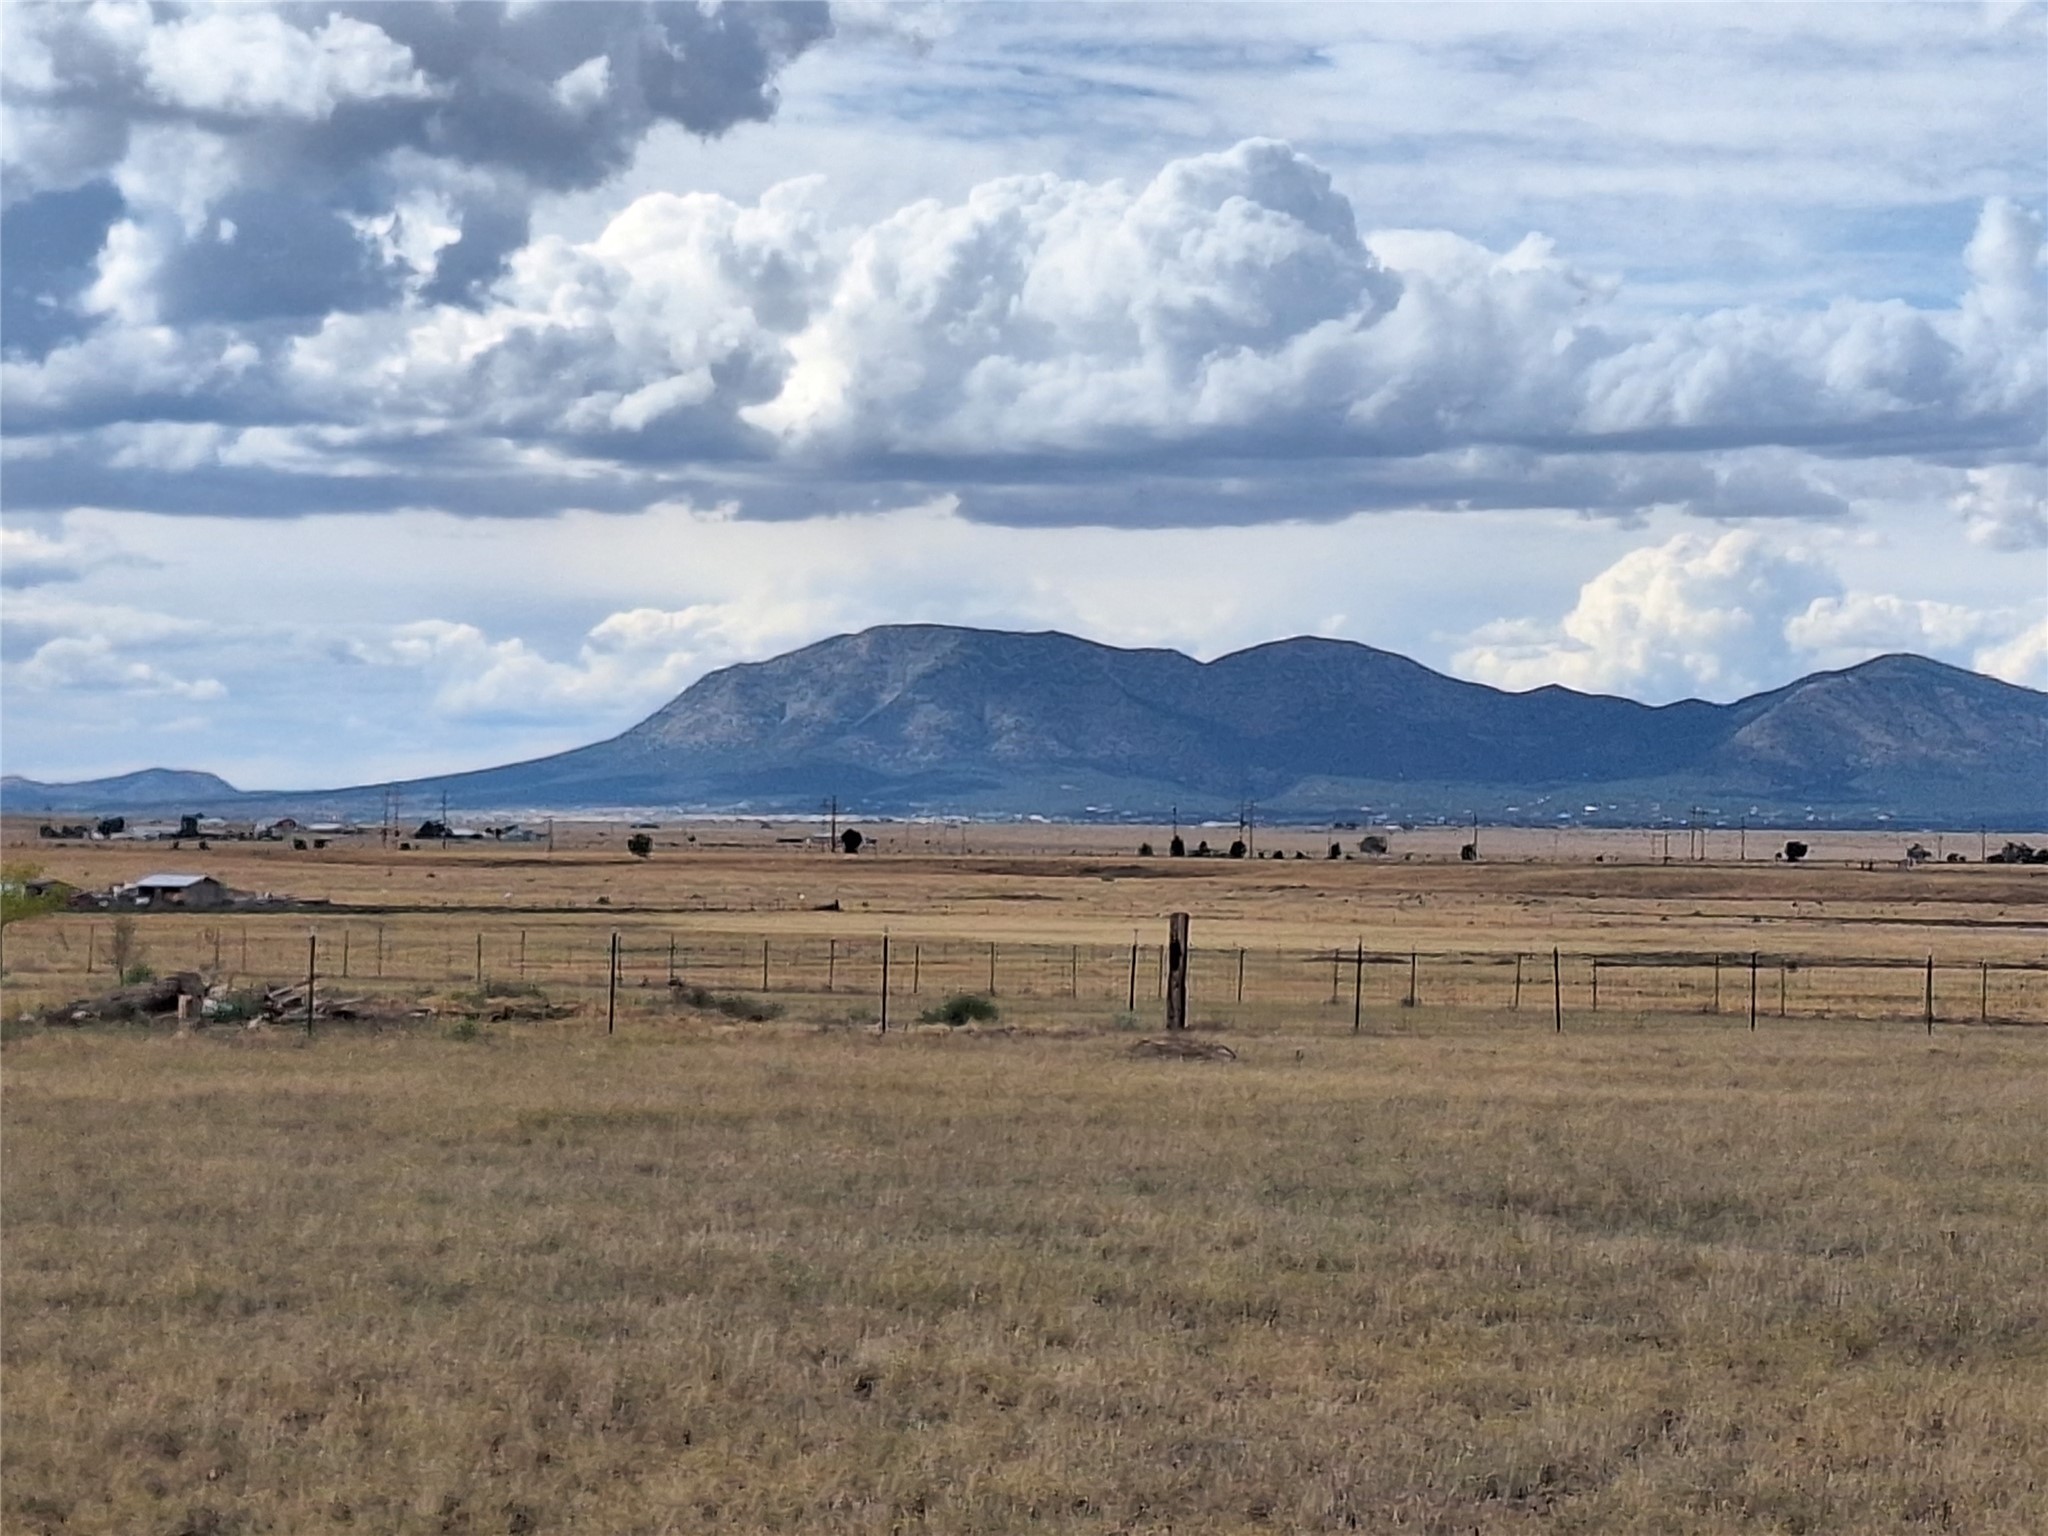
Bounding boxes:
5 626 2044 824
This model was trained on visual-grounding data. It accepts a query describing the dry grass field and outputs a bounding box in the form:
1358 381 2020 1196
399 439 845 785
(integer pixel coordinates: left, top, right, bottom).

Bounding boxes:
4 824 2046 1533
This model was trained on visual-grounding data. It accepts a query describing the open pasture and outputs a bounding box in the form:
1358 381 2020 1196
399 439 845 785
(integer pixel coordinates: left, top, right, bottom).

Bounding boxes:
4 825 2046 1533
5 1020 2047 1534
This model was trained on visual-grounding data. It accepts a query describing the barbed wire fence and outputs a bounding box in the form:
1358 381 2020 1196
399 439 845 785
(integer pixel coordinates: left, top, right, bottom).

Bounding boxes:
7 916 2046 1031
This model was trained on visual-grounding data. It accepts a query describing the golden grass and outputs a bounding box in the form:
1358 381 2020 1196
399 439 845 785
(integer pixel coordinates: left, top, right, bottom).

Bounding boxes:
5 1014 2046 1534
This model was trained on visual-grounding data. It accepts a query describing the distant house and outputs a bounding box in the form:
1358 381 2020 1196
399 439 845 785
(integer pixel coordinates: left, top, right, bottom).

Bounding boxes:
130 873 228 910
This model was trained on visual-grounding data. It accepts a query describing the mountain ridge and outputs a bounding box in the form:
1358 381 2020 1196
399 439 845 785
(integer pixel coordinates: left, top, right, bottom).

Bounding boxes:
4 629 2043 824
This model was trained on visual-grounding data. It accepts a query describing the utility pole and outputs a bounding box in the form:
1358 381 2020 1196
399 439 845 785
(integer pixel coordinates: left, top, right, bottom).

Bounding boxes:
827 796 838 851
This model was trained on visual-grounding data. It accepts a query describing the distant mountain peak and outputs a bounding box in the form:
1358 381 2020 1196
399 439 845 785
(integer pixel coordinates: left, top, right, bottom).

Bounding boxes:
4 629 2040 822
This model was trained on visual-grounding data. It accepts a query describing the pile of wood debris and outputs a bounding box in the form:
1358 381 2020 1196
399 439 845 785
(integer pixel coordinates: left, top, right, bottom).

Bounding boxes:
35 975 422 1030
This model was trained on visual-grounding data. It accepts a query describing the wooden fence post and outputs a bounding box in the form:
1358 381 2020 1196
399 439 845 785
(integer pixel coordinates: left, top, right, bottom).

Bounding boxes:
1351 939 1364 1034
1407 950 1418 1009
1980 961 1988 1024
341 928 350 979
1552 947 1563 1033
988 942 997 996
1590 960 1599 1013
305 933 317 1037
475 932 483 986
1236 948 1245 1004
1924 955 1934 1034
827 937 837 993
606 931 620 1035
1165 914 1190 1031
761 939 770 993
1127 935 1138 1012
1512 952 1522 1012
880 932 890 1034
1749 951 1758 1031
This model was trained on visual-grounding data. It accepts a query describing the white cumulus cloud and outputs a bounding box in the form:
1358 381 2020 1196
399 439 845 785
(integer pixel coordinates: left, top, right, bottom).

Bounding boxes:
141 10 435 121
1456 529 2047 701
1953 463 2048 551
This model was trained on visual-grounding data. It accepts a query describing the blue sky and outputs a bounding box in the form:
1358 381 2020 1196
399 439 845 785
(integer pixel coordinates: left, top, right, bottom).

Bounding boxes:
2 1 2043 788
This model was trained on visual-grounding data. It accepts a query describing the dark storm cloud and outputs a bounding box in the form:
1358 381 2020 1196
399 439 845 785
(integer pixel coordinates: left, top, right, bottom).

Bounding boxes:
4 2 833 322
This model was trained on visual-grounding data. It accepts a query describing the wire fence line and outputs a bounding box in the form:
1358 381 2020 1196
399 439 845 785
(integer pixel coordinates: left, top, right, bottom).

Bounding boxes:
9 918 2046 1029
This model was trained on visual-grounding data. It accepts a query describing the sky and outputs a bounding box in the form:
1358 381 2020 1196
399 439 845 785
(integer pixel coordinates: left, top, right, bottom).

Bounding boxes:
1 0 2043 789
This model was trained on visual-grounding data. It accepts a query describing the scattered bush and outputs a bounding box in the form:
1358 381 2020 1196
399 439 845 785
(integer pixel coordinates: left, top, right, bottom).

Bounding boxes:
447 1019 483 1042
840 828 864 854
1227 840 1247 859
919 994 999 1027
626 833 653 858
1137 842 1154 857
108 915 142 980
202 988 266 1024
120 962 156 986
1360 835 1389 855
1783 840 1809 863
479 978 546 999
667 983 784 1022
0 863 64 927
1328 843 1341 859
1168 835 1186 858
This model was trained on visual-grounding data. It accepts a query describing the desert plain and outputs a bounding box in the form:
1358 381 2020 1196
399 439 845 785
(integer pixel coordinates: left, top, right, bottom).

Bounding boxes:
3 818 2045 1534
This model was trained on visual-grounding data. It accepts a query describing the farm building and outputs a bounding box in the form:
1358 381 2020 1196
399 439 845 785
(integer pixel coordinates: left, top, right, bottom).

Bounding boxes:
129 873 228 910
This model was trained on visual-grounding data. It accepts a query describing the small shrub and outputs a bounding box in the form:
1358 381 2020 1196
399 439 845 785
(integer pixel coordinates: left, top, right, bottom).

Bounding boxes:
1169 836 1186 857
1137 842 1154 856
626 833 653 858
447 1019 482 1042
108 915 142 979
920 994 999 1027
478 978 546 999
120 962 155 985
667 983 783 1022
203 988 266 1023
